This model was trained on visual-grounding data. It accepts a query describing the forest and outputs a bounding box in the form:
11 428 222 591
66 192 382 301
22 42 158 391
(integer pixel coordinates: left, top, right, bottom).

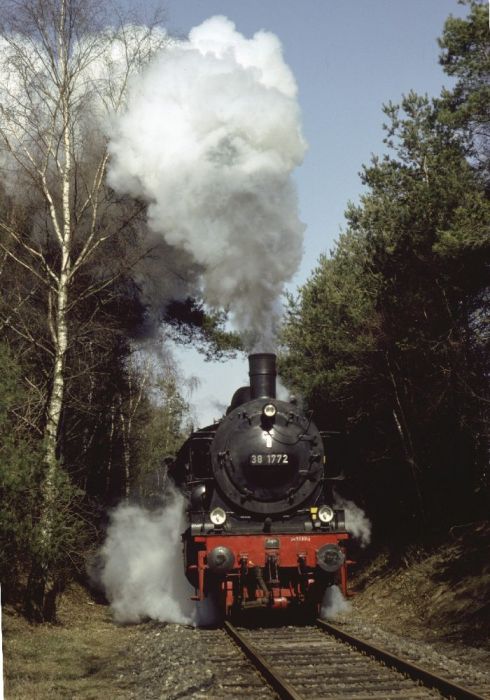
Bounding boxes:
0 0 488 622
280 0 489 538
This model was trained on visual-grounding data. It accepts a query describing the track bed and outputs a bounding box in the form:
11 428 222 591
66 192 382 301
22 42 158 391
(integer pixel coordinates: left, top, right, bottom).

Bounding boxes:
224 622 488 700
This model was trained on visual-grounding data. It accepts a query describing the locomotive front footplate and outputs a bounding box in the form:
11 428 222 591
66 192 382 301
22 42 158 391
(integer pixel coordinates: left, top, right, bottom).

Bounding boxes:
186 530 351 615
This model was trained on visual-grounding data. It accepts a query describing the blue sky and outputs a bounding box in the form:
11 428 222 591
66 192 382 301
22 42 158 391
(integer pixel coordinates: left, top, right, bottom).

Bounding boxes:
162 0 467 425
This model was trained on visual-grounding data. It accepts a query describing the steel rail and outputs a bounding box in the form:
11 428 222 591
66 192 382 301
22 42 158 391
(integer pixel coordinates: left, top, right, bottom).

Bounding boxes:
317 618 487 700
223 621 303 700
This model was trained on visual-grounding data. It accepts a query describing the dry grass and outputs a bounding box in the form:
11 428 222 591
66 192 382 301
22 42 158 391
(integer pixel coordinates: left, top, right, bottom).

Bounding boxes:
3 585 140 699
351 521 490 649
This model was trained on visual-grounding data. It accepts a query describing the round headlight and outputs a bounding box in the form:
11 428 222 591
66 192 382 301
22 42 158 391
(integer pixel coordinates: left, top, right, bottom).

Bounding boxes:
263 403 277 418
210 507 227 526
318 505 335 523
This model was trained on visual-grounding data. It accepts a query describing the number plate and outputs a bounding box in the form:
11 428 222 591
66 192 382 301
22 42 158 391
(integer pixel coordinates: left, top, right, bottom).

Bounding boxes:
249 453 289 465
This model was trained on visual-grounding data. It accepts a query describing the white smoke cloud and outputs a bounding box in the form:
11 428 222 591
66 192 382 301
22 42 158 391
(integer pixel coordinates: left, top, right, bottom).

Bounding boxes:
275 376 291 401
0 24 198 315
107 16 307 348
98 489 195 625
0 26 168 179
335 494 372 548
320 584 351 620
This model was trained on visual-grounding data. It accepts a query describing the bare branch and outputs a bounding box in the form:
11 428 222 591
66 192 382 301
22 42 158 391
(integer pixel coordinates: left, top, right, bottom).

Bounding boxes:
0 221 59 285
0 240 56 287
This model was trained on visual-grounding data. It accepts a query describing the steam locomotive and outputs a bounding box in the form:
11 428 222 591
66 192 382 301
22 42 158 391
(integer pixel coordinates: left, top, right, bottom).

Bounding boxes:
171 353 350 616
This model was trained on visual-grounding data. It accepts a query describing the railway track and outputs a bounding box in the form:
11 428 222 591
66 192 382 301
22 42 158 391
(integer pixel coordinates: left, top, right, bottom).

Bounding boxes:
190 627 277 699
223 620 489 700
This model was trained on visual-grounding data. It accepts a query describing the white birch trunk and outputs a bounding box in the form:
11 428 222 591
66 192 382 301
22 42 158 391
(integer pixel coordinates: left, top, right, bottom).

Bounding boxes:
39 3 72 555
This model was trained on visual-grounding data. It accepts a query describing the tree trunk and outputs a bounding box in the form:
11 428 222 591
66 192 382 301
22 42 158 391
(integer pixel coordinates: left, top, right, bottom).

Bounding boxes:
27 52 73 619
385 351 426 524
27 279 70 620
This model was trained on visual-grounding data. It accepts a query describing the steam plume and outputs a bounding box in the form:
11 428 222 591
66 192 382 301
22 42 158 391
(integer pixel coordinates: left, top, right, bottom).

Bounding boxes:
320 585 351 620
335 494 372 548
107 16 307 348
98 488 194 624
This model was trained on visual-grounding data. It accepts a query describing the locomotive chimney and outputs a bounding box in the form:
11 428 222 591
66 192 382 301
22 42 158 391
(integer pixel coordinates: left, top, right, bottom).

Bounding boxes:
249 353 276 399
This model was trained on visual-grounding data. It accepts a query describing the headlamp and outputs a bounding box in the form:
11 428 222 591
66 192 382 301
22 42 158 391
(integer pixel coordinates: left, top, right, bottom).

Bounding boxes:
318 505 335 523
263 403 277 418
210 507 227 526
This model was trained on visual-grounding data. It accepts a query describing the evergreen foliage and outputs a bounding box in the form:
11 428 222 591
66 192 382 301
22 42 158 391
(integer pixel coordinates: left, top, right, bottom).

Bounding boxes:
280 1 489 536
0 343 42 599
438 0 490 180
0 343 85 613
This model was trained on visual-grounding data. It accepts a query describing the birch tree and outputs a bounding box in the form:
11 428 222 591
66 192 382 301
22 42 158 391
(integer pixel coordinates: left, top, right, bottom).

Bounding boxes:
0 0 167 619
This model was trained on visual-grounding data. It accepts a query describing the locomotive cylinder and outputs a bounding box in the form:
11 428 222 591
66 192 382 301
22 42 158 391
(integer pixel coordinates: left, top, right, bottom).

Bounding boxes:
249 353 276 399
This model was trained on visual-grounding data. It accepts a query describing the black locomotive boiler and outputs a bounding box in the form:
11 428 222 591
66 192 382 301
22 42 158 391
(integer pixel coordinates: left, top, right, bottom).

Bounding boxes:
171 353 350 616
